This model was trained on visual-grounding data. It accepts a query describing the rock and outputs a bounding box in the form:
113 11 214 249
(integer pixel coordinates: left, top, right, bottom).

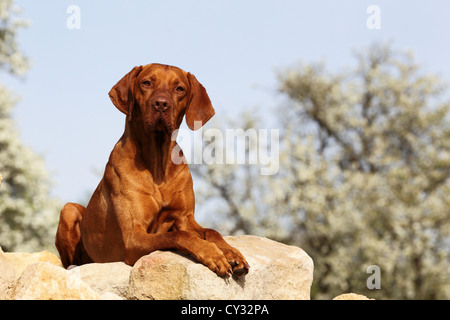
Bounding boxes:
3 250 62 278
0 247 16 299
2 235 315 300
70 262 132 299
127 235 313 300
100 292 124 300
333 293 373 300
7 262 101 300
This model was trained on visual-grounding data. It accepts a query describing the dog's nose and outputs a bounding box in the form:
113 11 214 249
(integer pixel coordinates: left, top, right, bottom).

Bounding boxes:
152 96 171 112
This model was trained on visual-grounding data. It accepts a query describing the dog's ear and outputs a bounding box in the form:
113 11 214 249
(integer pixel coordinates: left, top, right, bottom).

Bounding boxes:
109 66 143 118
186 73 215 130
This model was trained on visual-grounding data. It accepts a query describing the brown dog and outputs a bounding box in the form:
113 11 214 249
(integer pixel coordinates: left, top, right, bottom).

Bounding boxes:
55 63 249 277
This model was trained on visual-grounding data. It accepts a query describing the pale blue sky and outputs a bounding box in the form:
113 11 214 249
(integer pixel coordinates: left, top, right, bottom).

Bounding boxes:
5 0 450 203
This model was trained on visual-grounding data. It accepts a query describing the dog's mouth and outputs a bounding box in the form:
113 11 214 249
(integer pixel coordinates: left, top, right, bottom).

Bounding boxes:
146 113 174 134
153 118 168 132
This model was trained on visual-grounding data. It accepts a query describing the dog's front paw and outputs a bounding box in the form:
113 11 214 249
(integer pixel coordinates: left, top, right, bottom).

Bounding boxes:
195 242 233 277
221 246 250 277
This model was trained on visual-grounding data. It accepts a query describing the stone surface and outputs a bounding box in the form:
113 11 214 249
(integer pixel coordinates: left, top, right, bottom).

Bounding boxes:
100 291 124 300
127 235 314 300
7 262 101 300
70 262 132 299
1 235 315 300
333 293 373 300
3 250 62 278
0 247 16 299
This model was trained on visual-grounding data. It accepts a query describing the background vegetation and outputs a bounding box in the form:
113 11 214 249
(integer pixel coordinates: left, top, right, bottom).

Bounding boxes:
192 44 450 299
0 0 60 252
0 0 448 299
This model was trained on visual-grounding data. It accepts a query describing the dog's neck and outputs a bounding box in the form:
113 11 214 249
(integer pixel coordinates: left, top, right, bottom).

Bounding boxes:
125 120 178 184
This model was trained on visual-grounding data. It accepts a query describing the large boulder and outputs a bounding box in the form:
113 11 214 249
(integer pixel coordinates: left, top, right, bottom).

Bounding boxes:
72 262 132 299
127 235 314 300
1 235 314 300
0 247 64 299
7 262 101 300
3 250 62 278
0 248 15 299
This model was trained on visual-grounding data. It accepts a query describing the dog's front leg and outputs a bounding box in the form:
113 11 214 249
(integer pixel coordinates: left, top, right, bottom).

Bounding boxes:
123 227 233 277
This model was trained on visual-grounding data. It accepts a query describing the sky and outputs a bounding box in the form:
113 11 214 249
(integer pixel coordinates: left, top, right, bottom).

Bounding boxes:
4 0 450 204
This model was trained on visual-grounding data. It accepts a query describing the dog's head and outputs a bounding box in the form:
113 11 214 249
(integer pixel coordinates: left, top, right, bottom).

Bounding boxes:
108 63 215 134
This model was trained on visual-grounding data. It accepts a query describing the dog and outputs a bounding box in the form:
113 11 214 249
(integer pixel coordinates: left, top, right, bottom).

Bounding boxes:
55 63 249 277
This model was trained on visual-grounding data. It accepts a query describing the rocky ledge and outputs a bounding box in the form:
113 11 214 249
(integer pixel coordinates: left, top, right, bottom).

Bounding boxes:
1 235 373 300
1 235 315 300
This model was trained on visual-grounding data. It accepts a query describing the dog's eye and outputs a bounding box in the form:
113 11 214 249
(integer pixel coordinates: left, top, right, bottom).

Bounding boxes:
175 86 185 93
142 80 151 87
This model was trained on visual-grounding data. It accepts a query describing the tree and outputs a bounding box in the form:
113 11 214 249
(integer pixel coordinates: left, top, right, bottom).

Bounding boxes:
192 44 450 299
0 0 60 252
